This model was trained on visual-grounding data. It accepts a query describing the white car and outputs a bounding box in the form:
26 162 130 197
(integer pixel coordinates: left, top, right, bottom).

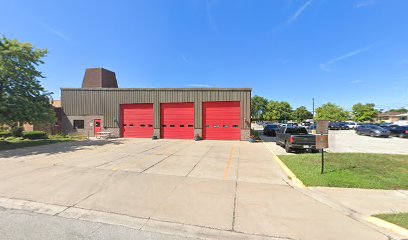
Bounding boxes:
346 122 357 129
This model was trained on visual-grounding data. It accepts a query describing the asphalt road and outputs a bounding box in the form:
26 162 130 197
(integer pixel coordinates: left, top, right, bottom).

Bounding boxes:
0 207 197 240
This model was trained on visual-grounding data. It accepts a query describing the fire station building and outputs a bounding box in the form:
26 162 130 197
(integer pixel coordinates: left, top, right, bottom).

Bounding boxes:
61 68 251 140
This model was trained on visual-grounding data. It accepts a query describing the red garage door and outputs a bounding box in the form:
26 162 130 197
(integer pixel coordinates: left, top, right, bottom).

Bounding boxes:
203 101 240 140
161 103 194 139
121 104 153 138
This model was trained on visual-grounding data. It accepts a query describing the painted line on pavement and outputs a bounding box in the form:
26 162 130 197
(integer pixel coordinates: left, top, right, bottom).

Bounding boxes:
223 145 235 180
366 216 408 237
262 141 306 188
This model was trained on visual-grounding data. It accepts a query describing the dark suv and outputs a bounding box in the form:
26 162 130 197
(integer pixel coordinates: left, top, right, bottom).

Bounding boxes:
389 126 408 138
263 124 280 136
329 122 340 130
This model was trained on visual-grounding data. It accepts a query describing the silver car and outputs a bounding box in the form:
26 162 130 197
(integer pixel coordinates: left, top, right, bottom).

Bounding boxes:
356 125 390 137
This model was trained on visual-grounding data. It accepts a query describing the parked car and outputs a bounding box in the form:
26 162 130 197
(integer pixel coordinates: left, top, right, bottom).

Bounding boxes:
388 126 408 138
263 124 280 136
379 124 398 130
306 124 317 133
337 122 350 130
355 125 390 137
329 122 340 130
276 126 317 153
346 122 357 129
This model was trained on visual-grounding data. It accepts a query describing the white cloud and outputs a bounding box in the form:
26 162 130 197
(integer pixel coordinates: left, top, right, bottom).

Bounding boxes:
320 45 373 71
181 54 189 64
206 0 218 32
354 0 377 8
186 84 213 88
349 79 364 84
286 0 314 25
38 22 69 41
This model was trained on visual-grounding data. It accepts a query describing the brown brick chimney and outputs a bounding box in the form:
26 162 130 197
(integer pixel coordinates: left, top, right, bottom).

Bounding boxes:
81 68 118 88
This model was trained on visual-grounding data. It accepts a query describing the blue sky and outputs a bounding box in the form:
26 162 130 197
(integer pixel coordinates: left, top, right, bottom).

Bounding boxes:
1 0 408 111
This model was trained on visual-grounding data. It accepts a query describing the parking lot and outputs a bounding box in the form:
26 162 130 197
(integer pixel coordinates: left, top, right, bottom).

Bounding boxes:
256 123 408 155
0 138 397 240
328 130 408 154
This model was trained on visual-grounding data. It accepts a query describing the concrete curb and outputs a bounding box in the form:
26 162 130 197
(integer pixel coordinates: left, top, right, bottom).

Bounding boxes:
366 216 408 237
261 141 306 188
272 154 306 188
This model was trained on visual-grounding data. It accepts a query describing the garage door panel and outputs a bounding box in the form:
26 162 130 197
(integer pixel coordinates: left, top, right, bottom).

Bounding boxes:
203 101 240 140
161 103 194 139
121 104 154 138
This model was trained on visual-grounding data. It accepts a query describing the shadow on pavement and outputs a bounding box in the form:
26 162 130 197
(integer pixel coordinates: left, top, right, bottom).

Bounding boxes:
0 139 125 159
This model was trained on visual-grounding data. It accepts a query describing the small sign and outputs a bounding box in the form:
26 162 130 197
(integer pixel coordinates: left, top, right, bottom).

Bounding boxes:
89 122 94 127
316 135 329 149
316 120 329 134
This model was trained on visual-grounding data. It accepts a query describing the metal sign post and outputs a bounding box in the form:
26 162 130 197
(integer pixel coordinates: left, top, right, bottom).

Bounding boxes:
315 121 329 174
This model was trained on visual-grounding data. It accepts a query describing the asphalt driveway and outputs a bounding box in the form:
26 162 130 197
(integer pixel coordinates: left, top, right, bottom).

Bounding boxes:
0 139 402 240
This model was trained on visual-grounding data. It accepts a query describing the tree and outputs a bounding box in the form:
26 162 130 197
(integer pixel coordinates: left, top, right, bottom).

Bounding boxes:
0 37 55 127
263 100 292 122
351 103 378 122
251 95 268 120
293 106 313 122
388 108 408 113
315 103 349 122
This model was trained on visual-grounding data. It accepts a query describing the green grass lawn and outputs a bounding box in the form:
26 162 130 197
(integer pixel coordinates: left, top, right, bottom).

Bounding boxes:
374 213 408 229
278 153 408 190
0 135 85 151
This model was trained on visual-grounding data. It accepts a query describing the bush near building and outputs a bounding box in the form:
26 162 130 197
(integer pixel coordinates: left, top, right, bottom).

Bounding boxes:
22 131 48 140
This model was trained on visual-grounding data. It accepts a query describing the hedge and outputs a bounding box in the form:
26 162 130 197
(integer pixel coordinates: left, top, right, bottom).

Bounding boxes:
23 131 48 140
0 131 11 138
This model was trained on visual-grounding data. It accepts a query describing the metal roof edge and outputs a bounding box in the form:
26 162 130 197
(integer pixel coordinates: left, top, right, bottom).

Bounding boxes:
60 87 252 91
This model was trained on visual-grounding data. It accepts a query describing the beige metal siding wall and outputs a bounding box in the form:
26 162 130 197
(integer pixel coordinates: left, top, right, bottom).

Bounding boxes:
61 89 251 130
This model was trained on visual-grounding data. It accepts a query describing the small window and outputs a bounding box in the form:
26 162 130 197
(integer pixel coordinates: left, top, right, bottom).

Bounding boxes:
180 125 184 128
73 120 84 129
188 125 193 128
129 124 134 127
162 125 166 127
232 125 238 128
95 122 101 127
140 124 145 127
122 124 127 127
214 125 219 128
148 124 153 127
170 125 175 128
223 125 228 128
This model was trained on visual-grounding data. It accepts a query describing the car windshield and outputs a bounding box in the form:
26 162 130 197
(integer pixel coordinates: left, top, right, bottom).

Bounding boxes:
286 127 308 134
267 125 278 128
370 126 383 130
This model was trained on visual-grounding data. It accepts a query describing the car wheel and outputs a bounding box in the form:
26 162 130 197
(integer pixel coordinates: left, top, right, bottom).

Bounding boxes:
356 131 361 135
400 133 405 138
370 132 375 137
285 142 292 153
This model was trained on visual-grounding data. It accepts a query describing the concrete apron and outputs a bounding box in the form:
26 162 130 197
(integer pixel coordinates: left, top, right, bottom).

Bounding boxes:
0 139 403 240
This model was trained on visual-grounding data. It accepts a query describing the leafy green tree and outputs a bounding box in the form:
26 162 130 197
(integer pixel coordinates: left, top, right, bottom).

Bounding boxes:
263 100 292 122
351 103 378 122
0 37 55 127
293 106 313 122
388 108 408 113
251 95 268 120
315 103 349 122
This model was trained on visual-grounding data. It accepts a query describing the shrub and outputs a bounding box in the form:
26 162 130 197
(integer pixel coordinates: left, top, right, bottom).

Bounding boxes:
10 127 24 137
23 131 48 140
0 131 11 138
250 129 261 140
